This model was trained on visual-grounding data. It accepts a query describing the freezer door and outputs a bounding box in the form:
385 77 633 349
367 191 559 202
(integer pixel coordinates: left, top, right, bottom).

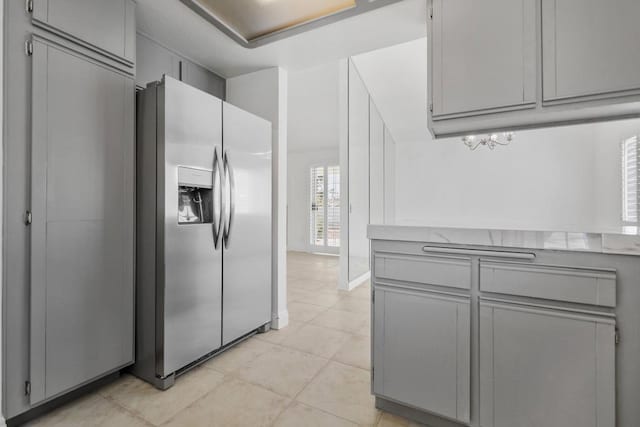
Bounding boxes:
222 102 272 345
160 77 223 376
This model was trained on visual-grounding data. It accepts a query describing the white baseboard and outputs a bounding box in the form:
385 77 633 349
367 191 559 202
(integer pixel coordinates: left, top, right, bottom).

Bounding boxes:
339 271 370 292
0 415 6 427
271 309 289 330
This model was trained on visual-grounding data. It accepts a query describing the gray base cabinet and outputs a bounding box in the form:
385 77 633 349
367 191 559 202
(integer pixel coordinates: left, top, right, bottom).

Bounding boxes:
370 240 638 427
373 286 470 424
480 302 615 427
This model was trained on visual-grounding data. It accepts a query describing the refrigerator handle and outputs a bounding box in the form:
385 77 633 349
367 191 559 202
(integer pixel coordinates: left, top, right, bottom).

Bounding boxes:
223 151 235 248
212 148 222 250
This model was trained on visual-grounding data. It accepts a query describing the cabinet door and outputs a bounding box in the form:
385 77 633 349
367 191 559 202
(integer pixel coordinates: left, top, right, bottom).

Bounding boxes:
373 286 470 423
136 33 181 89
542 0 640 102
32 0 135 63
480 302 615 427
182 60 226 99
430 0 536 117
30 39 135 404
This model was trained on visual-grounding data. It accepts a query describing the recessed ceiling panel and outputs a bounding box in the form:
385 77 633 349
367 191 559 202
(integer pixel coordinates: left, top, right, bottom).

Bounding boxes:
181 0 405 48
197 0 356 40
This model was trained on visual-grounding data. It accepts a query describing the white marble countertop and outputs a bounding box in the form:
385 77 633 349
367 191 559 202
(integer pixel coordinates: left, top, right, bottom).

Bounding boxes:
367 223 640 256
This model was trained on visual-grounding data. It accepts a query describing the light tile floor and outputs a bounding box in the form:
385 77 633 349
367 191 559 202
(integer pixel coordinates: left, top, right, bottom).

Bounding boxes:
26 251 423 427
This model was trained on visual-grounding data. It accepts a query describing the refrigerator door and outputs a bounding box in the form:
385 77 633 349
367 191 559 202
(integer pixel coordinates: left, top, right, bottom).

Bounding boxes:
222 102 272 345
160 77 223 376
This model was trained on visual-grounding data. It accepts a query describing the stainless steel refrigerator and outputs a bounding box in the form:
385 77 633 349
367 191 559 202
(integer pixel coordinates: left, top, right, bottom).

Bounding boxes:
133 76 272 389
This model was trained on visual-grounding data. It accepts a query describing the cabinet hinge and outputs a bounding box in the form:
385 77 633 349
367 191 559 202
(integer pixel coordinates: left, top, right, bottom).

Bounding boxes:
615 327 620 345
429 103 434 113
429 7 433 20
26 0 34 14
25 381 31 396
24 210 33 225
25 40 34 57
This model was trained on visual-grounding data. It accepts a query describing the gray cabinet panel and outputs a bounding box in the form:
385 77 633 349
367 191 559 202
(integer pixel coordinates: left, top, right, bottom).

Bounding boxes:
136 33 181 89
480 302 615 427
182 60 226 99
431 0 536 116
542 0 640 102
374 286 470 423
32 0 135 63
375 254 471 290
480 260 616 307
30 39 135 404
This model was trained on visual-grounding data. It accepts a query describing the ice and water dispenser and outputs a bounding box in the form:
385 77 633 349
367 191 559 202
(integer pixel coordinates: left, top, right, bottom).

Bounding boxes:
177 166 217 224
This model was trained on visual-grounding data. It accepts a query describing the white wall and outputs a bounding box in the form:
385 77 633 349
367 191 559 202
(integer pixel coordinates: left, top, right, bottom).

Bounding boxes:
288 62 340 152
287 149 340 252
226 67 289 329
1 2 4 424
287 62 341 252
394 119 640 232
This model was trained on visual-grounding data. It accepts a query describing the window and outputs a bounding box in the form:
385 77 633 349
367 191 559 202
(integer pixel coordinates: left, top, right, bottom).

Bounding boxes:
310 166 340 251
622 136 639 225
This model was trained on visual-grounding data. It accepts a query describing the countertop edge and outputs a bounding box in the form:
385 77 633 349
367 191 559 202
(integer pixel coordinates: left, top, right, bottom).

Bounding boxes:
367 225 640 256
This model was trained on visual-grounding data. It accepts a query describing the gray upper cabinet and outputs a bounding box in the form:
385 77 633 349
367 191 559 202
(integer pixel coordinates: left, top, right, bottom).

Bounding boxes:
542 0 640 103
136 33 181 89
480 302 615 427
182 60 226 99
430 0 536 117
373 286 470 424
32 0 135 64
428 0 640 138
136 33 225 98
29 38 135 405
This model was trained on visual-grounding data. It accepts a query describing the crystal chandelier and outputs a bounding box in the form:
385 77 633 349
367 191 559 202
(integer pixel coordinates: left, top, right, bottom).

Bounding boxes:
462 132 515 151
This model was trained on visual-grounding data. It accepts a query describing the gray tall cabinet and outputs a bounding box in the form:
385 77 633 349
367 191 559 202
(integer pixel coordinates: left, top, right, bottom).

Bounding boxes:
3 0 136 419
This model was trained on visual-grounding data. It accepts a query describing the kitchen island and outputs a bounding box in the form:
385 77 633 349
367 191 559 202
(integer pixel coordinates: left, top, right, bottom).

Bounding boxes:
368 224 640 427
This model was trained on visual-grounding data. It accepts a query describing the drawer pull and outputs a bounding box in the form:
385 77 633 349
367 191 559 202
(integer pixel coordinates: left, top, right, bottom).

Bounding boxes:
421 246 536 260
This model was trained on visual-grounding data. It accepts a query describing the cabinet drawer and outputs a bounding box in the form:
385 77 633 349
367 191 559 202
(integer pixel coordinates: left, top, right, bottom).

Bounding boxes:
480 260 616 307
375 253 471 290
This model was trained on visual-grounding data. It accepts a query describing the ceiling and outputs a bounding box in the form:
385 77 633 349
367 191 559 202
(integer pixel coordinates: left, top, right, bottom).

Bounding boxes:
192 0 356 41
352 37 429 144
136 0 427 78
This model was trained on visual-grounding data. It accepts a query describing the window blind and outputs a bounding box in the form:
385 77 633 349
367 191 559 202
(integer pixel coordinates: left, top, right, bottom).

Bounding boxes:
622 136 639 224
327 166 341 247
309 165 340 248
310 166 325 246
